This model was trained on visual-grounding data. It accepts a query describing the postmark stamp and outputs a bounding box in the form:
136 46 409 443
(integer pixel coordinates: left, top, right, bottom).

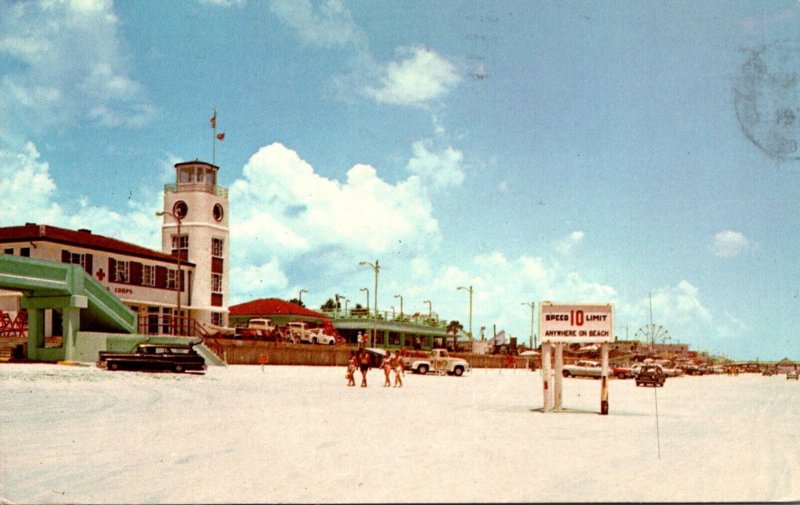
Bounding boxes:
735 41 800 161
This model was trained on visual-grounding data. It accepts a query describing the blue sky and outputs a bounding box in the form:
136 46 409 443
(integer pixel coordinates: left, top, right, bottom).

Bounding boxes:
1 0 799 360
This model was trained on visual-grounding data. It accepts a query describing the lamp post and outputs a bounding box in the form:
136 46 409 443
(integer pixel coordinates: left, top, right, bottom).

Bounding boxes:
335 293 345 317
344 298 350 317
522 301 535 349
457 285 473 341
298 288 308 304
394 294 404 317
156 210 183 335
359 260 380 347
423 300 432 320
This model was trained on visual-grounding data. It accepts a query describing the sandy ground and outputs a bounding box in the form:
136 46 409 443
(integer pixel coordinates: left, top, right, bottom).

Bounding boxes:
0 363 798 504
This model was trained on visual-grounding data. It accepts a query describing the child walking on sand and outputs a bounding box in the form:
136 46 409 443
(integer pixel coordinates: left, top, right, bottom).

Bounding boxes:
345 350 357 387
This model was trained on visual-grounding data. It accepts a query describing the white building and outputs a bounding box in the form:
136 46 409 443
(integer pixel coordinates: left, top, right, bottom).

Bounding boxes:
0 160 230 335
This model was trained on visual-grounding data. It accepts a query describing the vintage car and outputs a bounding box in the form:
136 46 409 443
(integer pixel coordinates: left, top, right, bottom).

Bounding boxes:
98 343 206 373
787 370 798 380
635 364 666 387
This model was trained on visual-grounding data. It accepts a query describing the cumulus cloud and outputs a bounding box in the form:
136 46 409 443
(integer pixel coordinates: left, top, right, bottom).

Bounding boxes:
713 230 750 257
364 46 462 107
227 142 441 273
269 0 362 48
648 281 713 331
0 0 156 130
556 230 585 256
405 140 465 190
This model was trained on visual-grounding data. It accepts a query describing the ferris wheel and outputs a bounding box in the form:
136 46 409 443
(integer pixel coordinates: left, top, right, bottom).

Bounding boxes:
634 324 672 345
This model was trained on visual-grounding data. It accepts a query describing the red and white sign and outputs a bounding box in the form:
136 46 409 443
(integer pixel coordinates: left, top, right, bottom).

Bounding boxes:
539 302 614 343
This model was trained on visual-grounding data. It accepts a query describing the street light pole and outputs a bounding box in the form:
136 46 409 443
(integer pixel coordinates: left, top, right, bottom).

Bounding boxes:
522 302 535 349
156 210 183 335
298 288 308 304
394 294 403 317
457 285 473 341
423 300 432 320
360 287 369 314
359 260 380 347
335 293 344 317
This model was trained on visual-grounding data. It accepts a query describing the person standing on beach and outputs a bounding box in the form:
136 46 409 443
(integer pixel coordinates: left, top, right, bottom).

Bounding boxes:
358 348 371 387
392 350 404 387
380 351 393 387
346 350 357 387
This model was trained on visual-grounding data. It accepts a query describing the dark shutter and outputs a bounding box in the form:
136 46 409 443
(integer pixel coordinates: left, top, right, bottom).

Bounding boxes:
85 254 93 275
211 257 223 274
109 258 117 282
61 250 71 263
179 270 185 292
156 266 168 289
130 262 143 285
211 293 223 307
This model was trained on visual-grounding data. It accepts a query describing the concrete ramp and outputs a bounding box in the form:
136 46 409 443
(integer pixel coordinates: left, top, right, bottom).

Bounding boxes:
0 255 136 361
192 342 227 367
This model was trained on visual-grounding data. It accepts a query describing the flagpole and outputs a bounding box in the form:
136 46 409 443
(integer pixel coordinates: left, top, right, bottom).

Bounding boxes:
212 107 217 165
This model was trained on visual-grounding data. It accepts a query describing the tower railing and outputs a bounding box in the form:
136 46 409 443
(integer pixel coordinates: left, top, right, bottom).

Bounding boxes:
163 183 228 198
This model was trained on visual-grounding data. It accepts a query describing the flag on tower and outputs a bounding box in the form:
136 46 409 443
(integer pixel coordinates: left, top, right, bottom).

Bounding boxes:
216 133 225 141
210 112 217 129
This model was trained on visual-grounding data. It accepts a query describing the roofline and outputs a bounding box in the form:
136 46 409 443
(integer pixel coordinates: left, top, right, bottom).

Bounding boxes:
0 224 195 266
174 160 219 170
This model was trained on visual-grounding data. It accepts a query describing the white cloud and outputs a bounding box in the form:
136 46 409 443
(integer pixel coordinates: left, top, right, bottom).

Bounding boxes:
556 230 585 256
269 0 362 48
713 230 750 257
0 0 156 130
229 142 441 263
365 46 462 107
405 140 465 190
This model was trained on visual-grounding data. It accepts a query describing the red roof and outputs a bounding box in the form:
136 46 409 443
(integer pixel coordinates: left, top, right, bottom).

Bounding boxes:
230 298 328 320
0 223 192 265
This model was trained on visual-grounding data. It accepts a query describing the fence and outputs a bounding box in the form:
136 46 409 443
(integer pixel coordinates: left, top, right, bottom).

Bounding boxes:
216 340 534 369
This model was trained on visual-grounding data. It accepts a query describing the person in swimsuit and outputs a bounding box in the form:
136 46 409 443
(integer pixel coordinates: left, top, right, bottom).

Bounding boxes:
392 350 404 387
380 352 393 387
346 350 357 387
358 349 371 387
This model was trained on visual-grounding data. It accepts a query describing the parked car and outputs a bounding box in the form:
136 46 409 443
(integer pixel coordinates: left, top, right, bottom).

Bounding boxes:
635 364 666 387
787 370 798 380
562 360 604 378
610 364 635 379
98 343 206 373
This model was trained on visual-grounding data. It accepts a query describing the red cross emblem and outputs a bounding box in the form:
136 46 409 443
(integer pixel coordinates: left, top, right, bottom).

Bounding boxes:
96 268 105 281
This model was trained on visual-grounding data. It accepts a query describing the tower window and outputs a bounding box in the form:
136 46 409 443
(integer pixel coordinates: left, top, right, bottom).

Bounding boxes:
211 273 223 293
143 265 155 286
212 238 224 258
171 234 189 260
172 201 188 219
213 203 224 222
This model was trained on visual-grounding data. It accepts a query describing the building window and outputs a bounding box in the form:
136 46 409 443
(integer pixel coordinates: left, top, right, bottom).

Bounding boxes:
61 250 93 274
211 312 223 326
4 248 13 255
114 261 130 283
171 234 189 260
211 273 223 293
20 247 30 257
213 204 224 222
212 238 224 258
166 269 178 290
143 265 155 286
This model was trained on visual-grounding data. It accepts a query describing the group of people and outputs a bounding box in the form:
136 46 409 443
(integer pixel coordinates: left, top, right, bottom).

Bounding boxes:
346 348 404 388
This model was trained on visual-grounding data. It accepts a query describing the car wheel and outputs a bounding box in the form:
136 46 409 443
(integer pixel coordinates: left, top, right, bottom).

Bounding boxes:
175 364 184 373
453 366 464 377
562 370 571 378
311 337 317 345
617 373 626 380
109 362 119 371
328 340 335 345
418 364 429 375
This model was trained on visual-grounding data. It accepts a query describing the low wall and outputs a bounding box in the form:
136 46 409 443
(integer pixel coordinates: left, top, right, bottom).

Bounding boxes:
214 340 534 369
